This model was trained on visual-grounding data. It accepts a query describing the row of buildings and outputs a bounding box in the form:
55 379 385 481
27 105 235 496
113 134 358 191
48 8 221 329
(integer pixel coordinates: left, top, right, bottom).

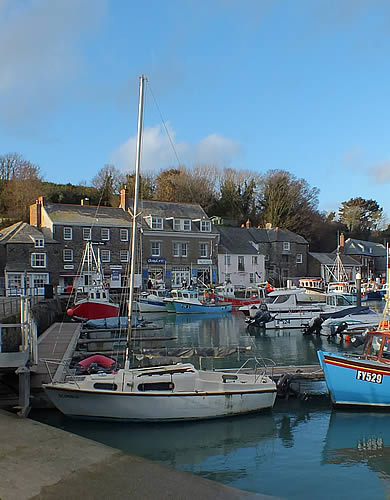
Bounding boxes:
0 187 386 295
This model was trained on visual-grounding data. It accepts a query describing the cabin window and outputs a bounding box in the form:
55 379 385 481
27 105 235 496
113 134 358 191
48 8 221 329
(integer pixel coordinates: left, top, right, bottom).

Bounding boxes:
120 229 128 241
296 254 303 264
93 383 118 390
63 249 73 262
101 228 110 241
64 227 72 240
137 382 174 391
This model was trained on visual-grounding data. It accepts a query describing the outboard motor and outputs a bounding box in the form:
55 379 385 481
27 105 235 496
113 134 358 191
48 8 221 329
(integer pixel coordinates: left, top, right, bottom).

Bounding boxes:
246 304 274 328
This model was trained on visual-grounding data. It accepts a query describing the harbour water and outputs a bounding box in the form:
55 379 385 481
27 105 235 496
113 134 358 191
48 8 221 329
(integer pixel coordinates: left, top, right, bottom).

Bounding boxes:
32 303 390 500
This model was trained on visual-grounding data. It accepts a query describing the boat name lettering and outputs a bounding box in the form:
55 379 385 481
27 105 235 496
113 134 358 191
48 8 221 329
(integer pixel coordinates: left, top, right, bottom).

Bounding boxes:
356 370 383 384
58 393 80 399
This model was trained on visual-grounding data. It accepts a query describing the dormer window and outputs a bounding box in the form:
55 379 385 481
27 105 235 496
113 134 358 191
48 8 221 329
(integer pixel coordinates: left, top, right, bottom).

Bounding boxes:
200 220 211 232
283 242 290 251
34 238 44 248
151 216 163 230
174 219 191 231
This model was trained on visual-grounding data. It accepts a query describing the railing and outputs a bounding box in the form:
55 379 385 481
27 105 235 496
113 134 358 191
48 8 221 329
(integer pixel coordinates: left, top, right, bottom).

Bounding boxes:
235 356 276 382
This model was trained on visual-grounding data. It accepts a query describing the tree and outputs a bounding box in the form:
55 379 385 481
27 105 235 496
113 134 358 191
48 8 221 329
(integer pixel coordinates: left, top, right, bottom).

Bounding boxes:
3 161 43 220
338 198 383 237
92 165 125 206
125 172 156 200
258 170 320 233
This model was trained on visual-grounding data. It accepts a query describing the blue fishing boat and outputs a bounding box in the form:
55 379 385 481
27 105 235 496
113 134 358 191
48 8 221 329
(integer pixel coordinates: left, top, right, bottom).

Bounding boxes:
318 245 390 407
173 300 232 314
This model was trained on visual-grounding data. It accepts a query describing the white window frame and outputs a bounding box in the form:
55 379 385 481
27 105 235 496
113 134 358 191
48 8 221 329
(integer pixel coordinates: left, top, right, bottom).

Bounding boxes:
101 228 110 241
120 250 129 262
151 242 161 257
200 243 209 258
283 242 290 251
225 273 231 282
296 254 303 264
252 256 258 265
31 253 46 268
63 249 73 262
63 227 73 240
100 249 111 263
249 273 255 283
183 219 191 231
173 219 181 231
200 220 211 232
224 255 231 266
238 256 245 272
151 216 163 230
181 243 188 257
120 229 129 241
34 238 44 248
83 227 92 240
173 242 180 257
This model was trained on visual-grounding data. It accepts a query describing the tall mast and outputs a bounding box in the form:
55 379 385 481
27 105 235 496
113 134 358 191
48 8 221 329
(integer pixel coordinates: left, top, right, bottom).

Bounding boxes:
126 75 146 358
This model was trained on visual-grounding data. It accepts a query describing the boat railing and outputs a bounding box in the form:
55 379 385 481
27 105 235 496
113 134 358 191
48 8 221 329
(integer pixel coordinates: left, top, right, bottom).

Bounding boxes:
41 358 82 387
235 356 276 381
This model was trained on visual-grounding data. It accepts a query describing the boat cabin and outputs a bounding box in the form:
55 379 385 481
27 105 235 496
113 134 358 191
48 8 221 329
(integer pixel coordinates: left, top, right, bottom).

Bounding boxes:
299 278 325 293
362 330 390 363
214 284 266 300
325 293 357 308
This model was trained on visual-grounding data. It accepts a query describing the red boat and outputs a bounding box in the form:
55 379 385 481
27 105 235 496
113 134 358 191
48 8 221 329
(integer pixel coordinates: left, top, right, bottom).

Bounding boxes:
214 284 268 310
67 242 120 321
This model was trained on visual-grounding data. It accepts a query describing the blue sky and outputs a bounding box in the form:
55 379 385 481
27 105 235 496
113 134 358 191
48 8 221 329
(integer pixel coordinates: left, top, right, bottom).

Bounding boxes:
1 0 390 220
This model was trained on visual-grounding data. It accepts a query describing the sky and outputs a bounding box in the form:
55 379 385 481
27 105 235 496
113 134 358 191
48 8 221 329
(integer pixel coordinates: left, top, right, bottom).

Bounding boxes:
1 0 390 220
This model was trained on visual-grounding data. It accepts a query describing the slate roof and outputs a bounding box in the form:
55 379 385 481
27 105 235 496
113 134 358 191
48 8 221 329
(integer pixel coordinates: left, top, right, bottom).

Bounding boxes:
247 228 308 244
309 252 360 267
343 238 386 257
44 204 132 226
138 200 208 220
0 222 57 244
217 227 258 254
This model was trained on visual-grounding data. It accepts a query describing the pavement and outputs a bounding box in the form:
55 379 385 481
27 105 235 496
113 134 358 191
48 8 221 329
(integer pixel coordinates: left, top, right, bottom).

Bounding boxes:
0 410 282 500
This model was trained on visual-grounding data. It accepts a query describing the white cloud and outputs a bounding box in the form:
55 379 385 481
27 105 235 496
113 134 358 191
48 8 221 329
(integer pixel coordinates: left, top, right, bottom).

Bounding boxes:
110 123 241 174
370 161 390 183
0 0 106 130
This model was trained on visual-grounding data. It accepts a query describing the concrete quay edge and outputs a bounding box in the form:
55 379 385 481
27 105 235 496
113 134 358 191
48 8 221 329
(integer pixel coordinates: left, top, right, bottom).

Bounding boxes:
0 410 283 500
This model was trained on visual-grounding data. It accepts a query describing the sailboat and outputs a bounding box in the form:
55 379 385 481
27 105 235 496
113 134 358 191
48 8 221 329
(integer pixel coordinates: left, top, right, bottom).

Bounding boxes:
43 76 277 421
317 244 390 408
66 241 120 321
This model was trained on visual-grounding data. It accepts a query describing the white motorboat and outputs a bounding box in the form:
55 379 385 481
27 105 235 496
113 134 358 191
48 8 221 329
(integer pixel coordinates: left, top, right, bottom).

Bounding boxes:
136 288 168 313
43 76 277 421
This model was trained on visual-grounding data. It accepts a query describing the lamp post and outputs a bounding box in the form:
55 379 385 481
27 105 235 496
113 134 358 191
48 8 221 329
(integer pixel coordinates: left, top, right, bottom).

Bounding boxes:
356 272 362 307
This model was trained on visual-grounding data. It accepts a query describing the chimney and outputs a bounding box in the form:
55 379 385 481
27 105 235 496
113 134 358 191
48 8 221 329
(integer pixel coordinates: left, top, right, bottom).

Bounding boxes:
30 196 45 228
246 218 251 228
81 198 90 206
120 186 129 211
339 232 345 254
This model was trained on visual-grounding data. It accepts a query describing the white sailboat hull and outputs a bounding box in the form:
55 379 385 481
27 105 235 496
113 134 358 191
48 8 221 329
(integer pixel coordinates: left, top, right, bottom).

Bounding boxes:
43 363 276 421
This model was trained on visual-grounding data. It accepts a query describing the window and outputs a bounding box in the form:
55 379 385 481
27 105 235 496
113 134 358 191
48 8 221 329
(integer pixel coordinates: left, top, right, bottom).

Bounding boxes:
120 250 129 262
224 255 231 266
265 254 270 261
64 227 73 240
225 273 231 282
173 243 188 257
101 228 110 241
200 243 209 258
100 250 111 262
200 220 211 232
120 229 128 241
151 216 163 230
250 273 255 283
151 242 161 257
238 256 245 272
31 253 46 268
173 219 192 231
83 227 91 240
283 242 290 251
296 254 303 264
252 256 258 265
63 249 73 262
173 242 180 257
34 238 44 248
